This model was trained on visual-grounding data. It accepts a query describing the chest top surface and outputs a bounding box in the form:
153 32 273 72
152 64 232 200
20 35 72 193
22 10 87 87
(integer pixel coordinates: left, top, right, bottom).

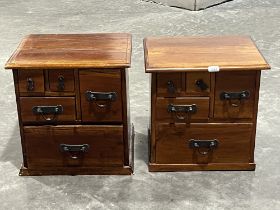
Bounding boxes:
144 36 270 72
5 33 132 70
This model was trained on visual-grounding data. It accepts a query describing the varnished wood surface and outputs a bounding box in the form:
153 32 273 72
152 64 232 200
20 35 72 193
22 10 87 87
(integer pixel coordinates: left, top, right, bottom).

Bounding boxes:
149 163 256 171
48 70 75 92
79 69 123 122
156 97 210 122
18 70 44 94
155 123 253 164
20 97 76 123
157 72 210 97
5 33 132 69
214 71 256 119
23 125 124 168
19 166 133 176
144 36 270 72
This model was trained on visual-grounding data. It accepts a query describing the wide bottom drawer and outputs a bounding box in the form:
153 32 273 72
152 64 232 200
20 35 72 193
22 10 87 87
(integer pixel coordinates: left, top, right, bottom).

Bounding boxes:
24 125 124 168
156 123 253 164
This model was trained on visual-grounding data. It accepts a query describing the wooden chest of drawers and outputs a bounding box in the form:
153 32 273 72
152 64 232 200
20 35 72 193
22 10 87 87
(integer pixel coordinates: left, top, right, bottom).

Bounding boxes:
5 33 134 175
144 36 270 171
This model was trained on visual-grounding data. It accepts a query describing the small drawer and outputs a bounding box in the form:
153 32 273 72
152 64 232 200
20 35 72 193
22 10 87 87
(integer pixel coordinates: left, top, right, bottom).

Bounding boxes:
156 97 209 122
18 70 44 94
186 72 210 95
23 125 124 168
157 73 183 97
214 71 256 119
156 123 253 164
20 97 76 123
79 70 122 123
48 70 75 92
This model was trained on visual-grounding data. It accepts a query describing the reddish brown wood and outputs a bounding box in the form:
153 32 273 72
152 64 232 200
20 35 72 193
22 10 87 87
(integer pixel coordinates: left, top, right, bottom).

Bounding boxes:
79 69 123 123
23 125 124 168
155 123 253 164
157 73 184 97
214 71 256 119
149 163 256 171
145 36 269 172
20 97 76 123
48 70 75 92
186 72 210 95
19 165 133 176
250 71 261 162
7 34 133 175
74 69 82 121
144 36 271 72
156 97 209 122
18 70 44 94
5 33 132 69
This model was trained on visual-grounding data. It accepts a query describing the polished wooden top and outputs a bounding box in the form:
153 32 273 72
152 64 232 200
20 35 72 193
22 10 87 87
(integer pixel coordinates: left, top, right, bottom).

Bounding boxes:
144 36 270 72
5 33 132 69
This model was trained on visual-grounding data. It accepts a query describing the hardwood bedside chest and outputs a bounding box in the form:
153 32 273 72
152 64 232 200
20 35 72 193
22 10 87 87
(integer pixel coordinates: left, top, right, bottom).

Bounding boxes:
144 36 270 171
5 33 134 175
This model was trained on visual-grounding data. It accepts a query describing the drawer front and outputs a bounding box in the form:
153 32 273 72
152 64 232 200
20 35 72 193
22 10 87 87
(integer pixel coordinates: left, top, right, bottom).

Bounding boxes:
157 73 183 97
186 72 210 95
20 97 76 123
156 97 209 122
23 125 124 168
18 70 44 94
156 123 253 164
79 70 123 122
48 70 75 92
214 71 256 119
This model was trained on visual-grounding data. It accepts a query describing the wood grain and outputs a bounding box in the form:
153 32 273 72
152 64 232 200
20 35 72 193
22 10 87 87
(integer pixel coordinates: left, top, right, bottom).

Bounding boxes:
156 97 209 122
18 70 44 94
149 163 256 171
155 123 253 164
214 71 256 119
5 33 132 69
20 97 76 123
23 125 124 168
186 72 210 95
144 36 271 72
48 69 75 92
79 69 123 123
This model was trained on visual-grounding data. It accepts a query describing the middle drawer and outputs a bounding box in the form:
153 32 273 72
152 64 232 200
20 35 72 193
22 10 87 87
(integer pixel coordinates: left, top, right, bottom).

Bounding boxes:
20 97 76 124
156 97 210 122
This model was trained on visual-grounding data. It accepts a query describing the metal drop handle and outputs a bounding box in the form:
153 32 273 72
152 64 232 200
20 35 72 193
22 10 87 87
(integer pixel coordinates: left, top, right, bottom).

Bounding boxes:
189 139 218 155
27 77 34 91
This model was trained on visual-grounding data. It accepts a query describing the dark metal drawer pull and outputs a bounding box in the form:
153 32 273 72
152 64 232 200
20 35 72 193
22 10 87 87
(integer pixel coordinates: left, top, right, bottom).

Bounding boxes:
60 144 90 159
85 91 117 108
220 90 250 107
195 79 208 91
26 77 34 91
57 75 65 91
167 104 197 120
167 80 176 94
32 105 63 121
189 139 218 155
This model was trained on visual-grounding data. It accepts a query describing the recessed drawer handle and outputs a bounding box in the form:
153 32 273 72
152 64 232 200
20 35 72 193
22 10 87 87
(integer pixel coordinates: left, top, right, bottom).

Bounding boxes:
85 91 117 108
189 139 219 155
26 77 34 91
220 90 250 107
32 105 63 121
167 104 197 120
60 144 90 159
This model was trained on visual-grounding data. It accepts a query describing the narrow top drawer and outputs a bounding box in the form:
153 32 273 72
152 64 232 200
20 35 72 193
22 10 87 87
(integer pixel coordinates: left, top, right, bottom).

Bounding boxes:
18 70 44 94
